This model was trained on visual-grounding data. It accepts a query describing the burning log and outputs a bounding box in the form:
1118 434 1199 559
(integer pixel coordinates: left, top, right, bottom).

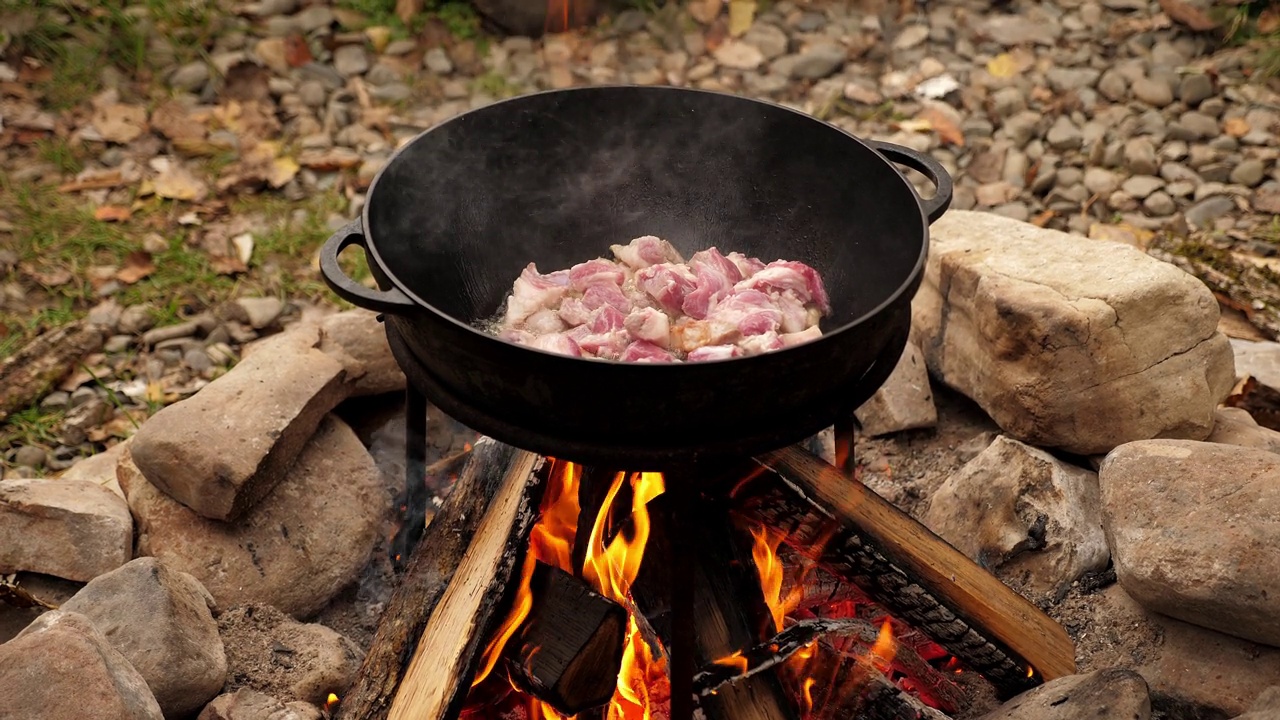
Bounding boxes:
337 439 545 720
686 496 799 720
503 561 628 715
732 445 1076 697
792 641 950 720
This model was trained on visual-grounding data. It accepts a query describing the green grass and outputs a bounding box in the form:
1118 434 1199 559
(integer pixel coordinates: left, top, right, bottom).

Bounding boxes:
336 0 483 39
1216 1 1280 78
471 70 520 98
0 406 65 451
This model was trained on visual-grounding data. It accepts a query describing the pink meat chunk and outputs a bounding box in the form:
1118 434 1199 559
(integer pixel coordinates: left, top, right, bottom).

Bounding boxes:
709 289 782 337
737 261 831 314
577 329 631 359
780 326 823 348
624 307 671 347
620 340 677 363
504 263 572 325
587 305 627 334
681 248 743 320
529 332 583 357
775 290 811 334
610 235 685 270
582 283 633 314
727 251 767 279
569 258 628 291
637 263 698 315
687 344 742 362
557 297 593 327
525 308 567 335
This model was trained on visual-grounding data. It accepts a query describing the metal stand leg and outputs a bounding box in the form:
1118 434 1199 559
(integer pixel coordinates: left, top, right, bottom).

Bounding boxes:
667 479 697 720
391 385 430 571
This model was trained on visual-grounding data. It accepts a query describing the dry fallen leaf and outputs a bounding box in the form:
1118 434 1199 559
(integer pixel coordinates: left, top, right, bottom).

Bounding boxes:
690 0 722 25
1224 117 1250 137
116 251 156 285
150 100 206 143
152 163 210 202
896 118 933 133
395 0 423 26
1158 0 1218 31
728 0 756 37
210 255 249 276
917 106 965 146
91 103 148 144
986 53 1019 78
58 169 127 193
366 26 393 53
1260 7 1280 34
1031 210 1055 227
284 34 313 68
93 205 132 222
21 263 74 288
232 233 255 266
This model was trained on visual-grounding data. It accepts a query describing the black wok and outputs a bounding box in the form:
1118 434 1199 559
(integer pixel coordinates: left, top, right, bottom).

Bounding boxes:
320 86 951 468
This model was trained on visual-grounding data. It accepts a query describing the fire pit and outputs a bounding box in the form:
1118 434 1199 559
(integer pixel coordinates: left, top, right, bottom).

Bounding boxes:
320 86 1072 720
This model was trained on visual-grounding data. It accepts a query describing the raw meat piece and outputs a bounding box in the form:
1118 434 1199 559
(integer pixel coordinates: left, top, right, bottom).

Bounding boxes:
525 308 567 335
493 236 829 363
569 258 628 291
681 248 743 320
557 297 593 326
620 341 677 362
610 235 684 269
687 345 742 362
737 261 831 314
727 251 766 279
780 326 823 347
582 283 633 314
709 289 782 337
529 333 583 356
504 263 572 325
636 263 698 315
738 332 786 355
624 307 671 347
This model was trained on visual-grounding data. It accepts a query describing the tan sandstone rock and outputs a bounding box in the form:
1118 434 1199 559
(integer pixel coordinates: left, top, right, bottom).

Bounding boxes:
923 435 1109 601
318 309 405 396
912 210 1235 455
128 326 348 521
1100 439 1280 647
0 477 132 581
118 414 389 618
977 668 1151 720
0 610 164 720
854 340 937 437
1207 407 1280 455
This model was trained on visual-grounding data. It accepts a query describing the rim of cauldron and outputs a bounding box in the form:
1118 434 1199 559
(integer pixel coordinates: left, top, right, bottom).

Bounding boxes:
361 84 931 367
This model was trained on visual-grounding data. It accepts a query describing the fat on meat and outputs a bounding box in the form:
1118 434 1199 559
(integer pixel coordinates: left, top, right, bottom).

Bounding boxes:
529 333 583 357
558 297 593 327
610 236 684 270
737 261 831 314
681 248 742 320
504 263 572 325
620 340 676 363
570 258 628 291
624 307 671 347
637 263 698 315
525 308 567 335
687 344 742 362
709 289 782 337
727 251 766 279
582 283 633 313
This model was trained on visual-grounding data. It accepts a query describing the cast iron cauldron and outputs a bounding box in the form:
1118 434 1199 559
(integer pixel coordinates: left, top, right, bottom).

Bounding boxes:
321 86 952 468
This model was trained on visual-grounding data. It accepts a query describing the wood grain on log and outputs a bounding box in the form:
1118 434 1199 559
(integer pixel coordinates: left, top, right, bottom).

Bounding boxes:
506 561 628 715
338 440 543 720
753 446 1076 689
0 320 105 421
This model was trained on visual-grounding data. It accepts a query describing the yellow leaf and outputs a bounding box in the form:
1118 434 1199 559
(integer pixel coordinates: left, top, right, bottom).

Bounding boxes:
728 0 756 37
145 382 165 404
897 118 933 133
269 157 300 189
987 53 1018 78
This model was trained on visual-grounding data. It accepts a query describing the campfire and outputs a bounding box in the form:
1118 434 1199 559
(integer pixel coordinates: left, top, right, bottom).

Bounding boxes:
331 424 1074 720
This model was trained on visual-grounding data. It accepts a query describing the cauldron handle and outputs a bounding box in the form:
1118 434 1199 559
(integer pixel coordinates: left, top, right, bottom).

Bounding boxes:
865 140 953 224
319 219 417 315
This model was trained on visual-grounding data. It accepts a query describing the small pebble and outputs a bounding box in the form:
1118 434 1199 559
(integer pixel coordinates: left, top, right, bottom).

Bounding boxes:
184 348 214 373
1231 159 1267 188
104 335 133 354
1132 77 1173 107
1143 191 1177 216
12 446 46 469
39 392 71 411
69 387 98 409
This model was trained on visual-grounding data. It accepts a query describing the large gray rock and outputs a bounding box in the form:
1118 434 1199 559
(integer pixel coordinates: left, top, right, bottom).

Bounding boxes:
1231 338 1280 389
913 210 1235 455
129 325 348 521
1101 440 1280 646
854 340 937 437
118 414 389 617
60 557 226 717
978 668 1151 720
0 478 132 581
923 436 1109 600
0 610 164 720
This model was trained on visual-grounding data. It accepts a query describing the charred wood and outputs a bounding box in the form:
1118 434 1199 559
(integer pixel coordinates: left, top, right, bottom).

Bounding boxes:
726 446 1075 697
688 496 799 720
337 440 544 720
505 561 628 716
0 320 105 422
793 642 950 720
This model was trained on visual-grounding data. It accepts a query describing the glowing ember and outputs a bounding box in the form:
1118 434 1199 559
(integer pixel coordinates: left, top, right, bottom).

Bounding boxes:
869 620 896 673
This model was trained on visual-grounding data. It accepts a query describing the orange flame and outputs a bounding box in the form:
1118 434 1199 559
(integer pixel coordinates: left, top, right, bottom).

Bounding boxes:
584 472 665 603
325 693 339 712
750 526 803 633
712 650 749 674
868 620 896 673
